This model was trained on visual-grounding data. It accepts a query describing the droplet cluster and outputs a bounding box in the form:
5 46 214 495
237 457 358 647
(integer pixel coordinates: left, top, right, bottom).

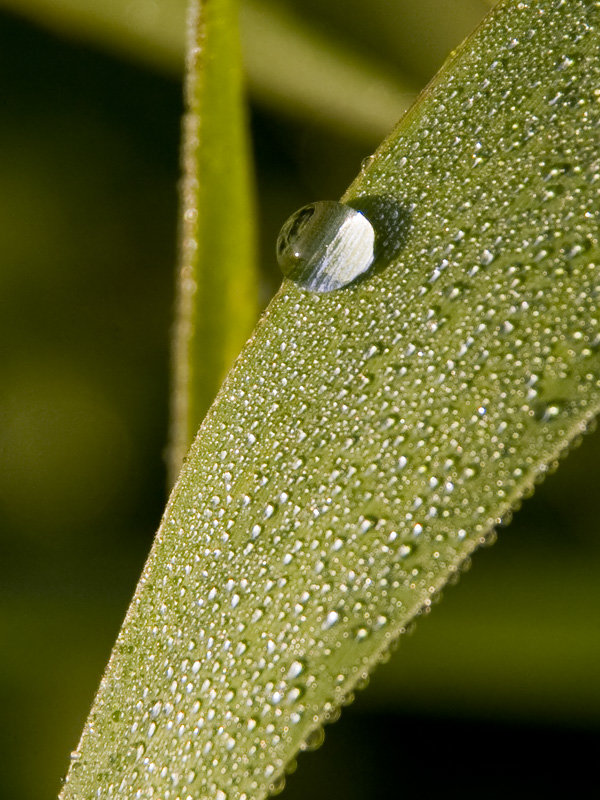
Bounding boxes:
62 2 600 799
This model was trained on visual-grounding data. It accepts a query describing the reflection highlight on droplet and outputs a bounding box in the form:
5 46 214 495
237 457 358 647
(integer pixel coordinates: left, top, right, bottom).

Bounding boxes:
276 201 375 293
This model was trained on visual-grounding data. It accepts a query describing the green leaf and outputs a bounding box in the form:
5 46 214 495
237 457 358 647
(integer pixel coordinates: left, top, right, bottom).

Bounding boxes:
169 0 258 481
61 1 600 798
0 0 417 141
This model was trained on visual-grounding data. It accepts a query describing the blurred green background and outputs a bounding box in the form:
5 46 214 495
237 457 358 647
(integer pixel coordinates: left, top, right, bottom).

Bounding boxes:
0 2 598 798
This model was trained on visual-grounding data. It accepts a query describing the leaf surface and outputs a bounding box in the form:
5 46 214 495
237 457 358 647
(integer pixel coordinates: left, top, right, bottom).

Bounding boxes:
62 1 600 798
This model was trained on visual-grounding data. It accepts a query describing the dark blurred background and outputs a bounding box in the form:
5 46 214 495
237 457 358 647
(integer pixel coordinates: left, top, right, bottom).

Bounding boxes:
0 3 598 798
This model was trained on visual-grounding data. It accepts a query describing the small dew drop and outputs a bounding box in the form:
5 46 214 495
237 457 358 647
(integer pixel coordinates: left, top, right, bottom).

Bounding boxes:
533 401 562 422
360 154 375 171
269 775 287 796
323 610 340 630
250 524 262 540
186 769 197 784
302 727 325 752
287 660 305 679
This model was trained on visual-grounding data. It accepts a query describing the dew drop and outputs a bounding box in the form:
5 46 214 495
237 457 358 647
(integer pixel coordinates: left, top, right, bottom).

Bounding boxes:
287 659 305 679
302 726 325 752
533 400 563 422
322 610 340 629
276 201 375 292
269 775 286 796
360 154 375 171
186 768 197 784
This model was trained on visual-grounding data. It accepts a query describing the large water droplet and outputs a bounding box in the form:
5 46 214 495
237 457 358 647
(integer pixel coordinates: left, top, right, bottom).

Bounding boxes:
276 201 375 293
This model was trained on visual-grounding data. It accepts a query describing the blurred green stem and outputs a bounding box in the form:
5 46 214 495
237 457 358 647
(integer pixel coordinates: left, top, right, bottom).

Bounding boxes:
0 0 418 141
169 0 258 482
241 1 417 141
